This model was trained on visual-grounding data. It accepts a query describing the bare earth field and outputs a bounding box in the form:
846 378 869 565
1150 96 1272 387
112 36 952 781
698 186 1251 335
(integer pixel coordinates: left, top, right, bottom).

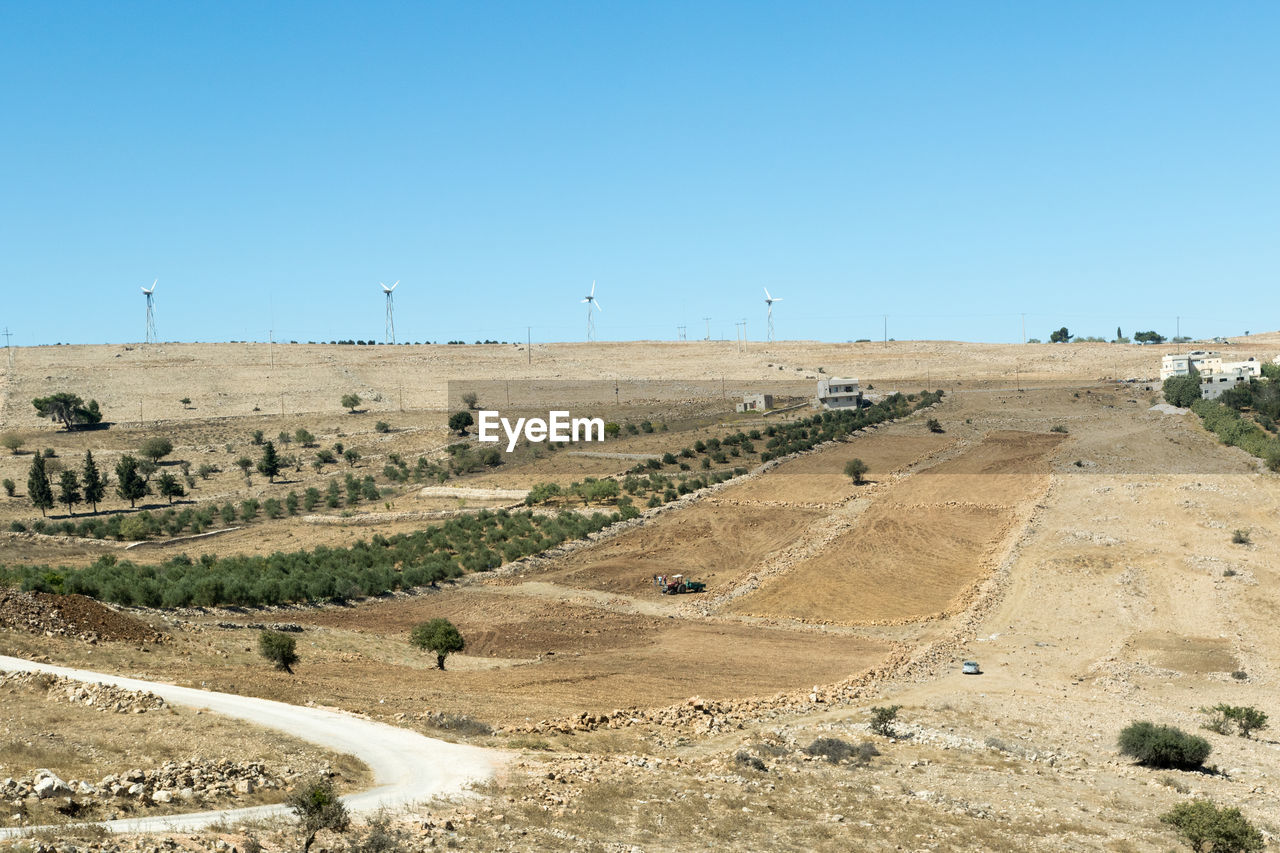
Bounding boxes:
4 337 1280 851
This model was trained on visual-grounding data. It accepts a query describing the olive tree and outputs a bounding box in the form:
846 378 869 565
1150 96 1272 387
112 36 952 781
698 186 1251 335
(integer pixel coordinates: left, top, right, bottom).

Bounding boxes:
287 777 349 853
259 630 299 674
410 618 465 670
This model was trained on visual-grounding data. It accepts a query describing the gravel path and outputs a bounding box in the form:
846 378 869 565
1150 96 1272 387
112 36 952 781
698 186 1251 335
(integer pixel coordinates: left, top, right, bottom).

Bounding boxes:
0 655 507 837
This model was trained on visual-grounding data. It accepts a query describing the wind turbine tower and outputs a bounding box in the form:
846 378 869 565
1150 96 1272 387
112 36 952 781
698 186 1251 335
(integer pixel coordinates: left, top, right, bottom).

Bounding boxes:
581 280 602 341
142 280 157 343
764 287 783 342
381 281 399 344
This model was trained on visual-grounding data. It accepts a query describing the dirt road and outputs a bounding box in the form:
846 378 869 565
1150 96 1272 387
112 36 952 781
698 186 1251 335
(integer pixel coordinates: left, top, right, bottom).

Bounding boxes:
0 655 507 837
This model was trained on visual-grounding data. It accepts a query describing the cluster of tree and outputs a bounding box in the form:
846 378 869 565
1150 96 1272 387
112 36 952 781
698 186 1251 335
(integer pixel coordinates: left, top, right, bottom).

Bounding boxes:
444 441 502 473
528 467 745 512
1039 325 1172 343
25 451 109 517
1 508 621 609
1216 371 1280 428
18 462 384 541
1190 398 1280 471
32 393 103 431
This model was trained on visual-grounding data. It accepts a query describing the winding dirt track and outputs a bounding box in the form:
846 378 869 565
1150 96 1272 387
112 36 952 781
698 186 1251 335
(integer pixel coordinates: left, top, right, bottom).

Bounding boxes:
0 655 507 837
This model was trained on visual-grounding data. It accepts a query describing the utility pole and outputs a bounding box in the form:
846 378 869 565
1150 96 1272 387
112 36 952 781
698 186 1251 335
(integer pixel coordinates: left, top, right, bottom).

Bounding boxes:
703 317 711 341
2 327 12 371
677 325 686 342
1021 313 1026 345
269 329 274 369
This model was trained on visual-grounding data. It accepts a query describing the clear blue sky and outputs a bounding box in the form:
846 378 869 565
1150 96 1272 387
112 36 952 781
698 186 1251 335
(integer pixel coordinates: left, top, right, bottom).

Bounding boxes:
2 1 1278 346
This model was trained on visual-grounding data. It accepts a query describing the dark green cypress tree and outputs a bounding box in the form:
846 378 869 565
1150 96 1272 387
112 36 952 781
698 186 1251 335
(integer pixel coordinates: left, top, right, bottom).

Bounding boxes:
257 440 281 482
81 450 106 513
27 455 53 517
115 455 148 508
58 469 81 516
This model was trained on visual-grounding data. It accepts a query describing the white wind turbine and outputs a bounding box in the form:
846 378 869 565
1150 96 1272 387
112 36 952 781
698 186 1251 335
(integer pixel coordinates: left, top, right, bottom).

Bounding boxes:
764 287 783 342
582 280 602 341
381 281 399 344
142 279 158 343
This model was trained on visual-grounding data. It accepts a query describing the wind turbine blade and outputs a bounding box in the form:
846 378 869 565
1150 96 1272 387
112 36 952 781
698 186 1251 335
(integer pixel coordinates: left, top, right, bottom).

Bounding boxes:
773 297 783 302
590 280 596 297
764 287 772 301
391 281 399 291
581 298 590 304
594 299 603 311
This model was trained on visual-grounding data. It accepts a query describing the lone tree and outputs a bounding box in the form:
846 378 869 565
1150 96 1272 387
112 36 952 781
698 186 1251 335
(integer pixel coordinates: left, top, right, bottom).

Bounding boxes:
57 470 82 516
156 471 185 504
115 455 149 508
1049 327 1073 343
410 618 465 670
257 440 282 482
81 450 106 513
259 630 299 673
287 777 350 853
32 393 103 431
139 436 174 463
27 455 53 517
844 458 869 485
341 393 361 413
1 433 23 454
448 411 474 436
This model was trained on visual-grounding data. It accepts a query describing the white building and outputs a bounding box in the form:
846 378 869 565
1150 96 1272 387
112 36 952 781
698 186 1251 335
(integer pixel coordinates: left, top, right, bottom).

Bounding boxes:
735 393 773 413
1160 351 1222 381
816 377 862 410
1200 362 1262 400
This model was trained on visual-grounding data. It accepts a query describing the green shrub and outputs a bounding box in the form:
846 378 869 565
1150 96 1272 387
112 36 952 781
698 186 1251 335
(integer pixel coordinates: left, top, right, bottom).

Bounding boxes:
1160 800 1263 853
1231 529 1251 545
1201 704 1268 739
869 705 901 736
258 630 299 673
1049 424 1069 434
1118 721 1211 770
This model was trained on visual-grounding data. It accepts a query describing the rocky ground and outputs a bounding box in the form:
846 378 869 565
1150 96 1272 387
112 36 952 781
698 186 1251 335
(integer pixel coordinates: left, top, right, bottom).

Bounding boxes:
0 592 166 646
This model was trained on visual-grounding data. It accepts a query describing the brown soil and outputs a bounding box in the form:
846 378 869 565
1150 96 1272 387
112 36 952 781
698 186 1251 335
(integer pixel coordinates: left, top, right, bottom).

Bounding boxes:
729 431 1061 624
532 502 826 598
0 588 166 644
716 432 954 504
